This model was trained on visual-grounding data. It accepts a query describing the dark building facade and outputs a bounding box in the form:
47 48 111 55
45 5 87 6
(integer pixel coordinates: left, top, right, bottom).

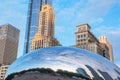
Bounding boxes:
24 0 52 54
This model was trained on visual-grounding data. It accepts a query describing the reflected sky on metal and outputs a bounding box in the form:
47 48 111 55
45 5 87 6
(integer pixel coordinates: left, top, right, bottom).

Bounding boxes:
5 47 120 79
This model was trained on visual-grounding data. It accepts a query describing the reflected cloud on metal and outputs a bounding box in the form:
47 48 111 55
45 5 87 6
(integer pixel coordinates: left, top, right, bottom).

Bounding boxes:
5 47 120 80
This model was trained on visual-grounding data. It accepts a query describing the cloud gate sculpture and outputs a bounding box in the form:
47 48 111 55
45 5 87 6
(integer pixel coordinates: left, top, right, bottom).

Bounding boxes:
5 47 120 80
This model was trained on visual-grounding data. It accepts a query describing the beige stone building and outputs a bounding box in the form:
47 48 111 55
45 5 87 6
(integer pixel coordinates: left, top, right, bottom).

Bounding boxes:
0 24 19 80
99 43 110 60
99 36 114 62
30 4 61 51
75 24 101 53
75 24 112 61
0 65 9 80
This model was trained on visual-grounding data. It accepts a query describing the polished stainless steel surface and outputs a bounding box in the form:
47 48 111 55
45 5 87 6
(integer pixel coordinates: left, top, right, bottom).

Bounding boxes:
5 47 120 79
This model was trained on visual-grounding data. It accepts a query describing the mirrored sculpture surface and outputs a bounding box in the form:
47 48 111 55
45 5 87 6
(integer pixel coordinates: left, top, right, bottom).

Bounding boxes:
5 47 120 80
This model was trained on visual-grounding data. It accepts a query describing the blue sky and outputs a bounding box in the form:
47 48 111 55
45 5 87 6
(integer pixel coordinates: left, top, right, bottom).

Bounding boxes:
0 0 120 67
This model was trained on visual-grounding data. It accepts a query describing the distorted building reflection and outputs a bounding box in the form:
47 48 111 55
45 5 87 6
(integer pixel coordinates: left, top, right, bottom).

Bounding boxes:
5 47 120 80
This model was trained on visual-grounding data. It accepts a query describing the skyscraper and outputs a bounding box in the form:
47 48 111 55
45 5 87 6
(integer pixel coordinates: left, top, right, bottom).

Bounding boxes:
0 24 19 79
30 4 61 51
0 24 19 65
24 0 52 54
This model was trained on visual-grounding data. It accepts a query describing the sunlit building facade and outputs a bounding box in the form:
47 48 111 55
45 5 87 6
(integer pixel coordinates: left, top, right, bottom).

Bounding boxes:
24 0 52 54
0 24 19 65
75 24 111 60
0 65 9 80
0 24 19 80
99 36 114 62
30 4 61 51
75 24 102 53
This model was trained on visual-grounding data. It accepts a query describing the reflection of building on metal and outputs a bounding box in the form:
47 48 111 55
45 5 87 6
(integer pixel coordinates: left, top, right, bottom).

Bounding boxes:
5 47 120 80
30 4 61 51
24 0 52 54
98 69 113 80
86 65 113 80
75 24 113 62
0 24 19 80
5 68 90 80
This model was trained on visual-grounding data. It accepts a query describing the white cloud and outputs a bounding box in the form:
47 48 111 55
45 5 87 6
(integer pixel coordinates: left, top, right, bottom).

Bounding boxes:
81 0 116 16
0 0 28 58
0 0 28 27
55 26 66 32
95 18 104 23
0 0 119 66
88 18 104 24
54 0 119 25
93 26 120 36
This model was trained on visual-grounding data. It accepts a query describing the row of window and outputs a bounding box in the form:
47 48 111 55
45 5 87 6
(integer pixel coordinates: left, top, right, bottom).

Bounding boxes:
77 34 87 39
77 43 86 49
77 39 86 42
77 45 86 49
31 39 58 50
1 70 6 72
77 42 86 45
77 44 97 50
88 45 96 52
1 67 8 69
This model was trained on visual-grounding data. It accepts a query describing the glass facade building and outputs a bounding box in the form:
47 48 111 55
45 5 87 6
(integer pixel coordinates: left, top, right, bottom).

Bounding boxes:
24 0 52 54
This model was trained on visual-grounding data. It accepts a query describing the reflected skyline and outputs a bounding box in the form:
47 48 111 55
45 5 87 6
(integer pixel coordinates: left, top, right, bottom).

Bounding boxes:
5 47 120 79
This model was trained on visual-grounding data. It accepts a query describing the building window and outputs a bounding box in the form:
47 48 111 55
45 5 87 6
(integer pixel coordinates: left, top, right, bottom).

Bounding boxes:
84 34 86 38
78 35 80 38
84 42 86 45
81 35 83 38
83 45 86 49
